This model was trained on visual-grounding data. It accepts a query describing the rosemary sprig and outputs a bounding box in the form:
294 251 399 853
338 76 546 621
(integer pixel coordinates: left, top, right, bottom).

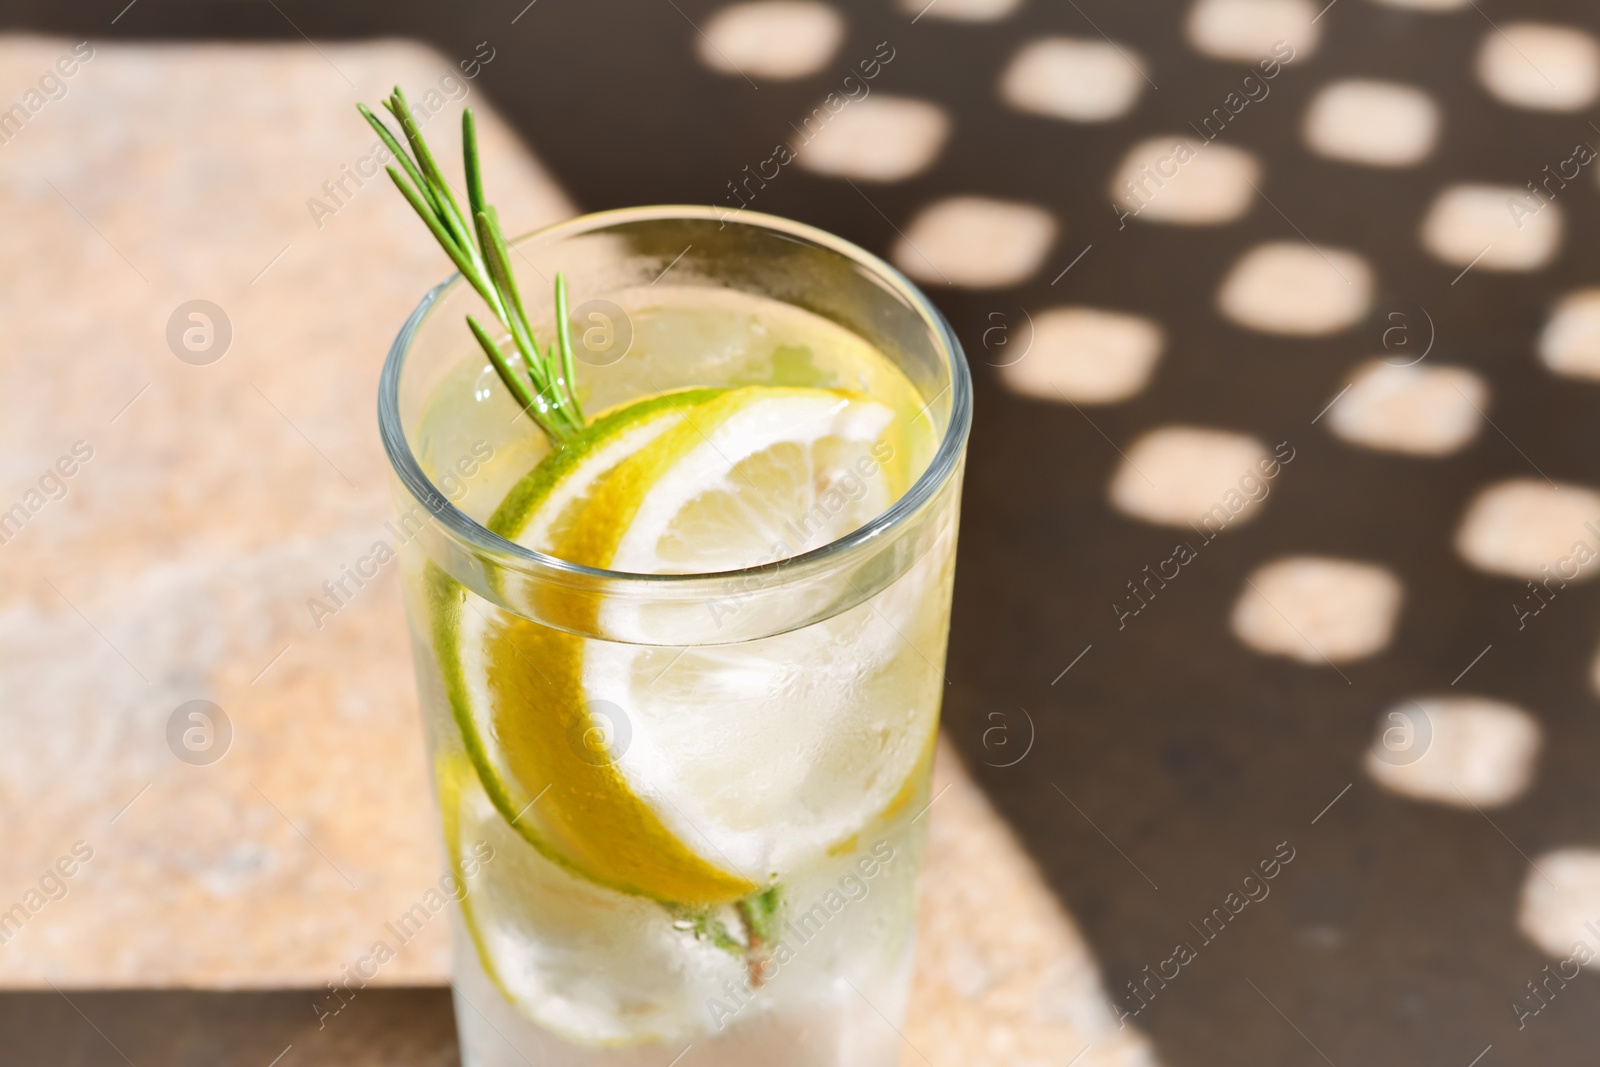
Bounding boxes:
360 87 585 444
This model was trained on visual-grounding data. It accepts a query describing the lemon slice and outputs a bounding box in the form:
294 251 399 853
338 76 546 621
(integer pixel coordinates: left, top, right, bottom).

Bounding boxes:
436 385 939 906
564 387 941 880
561 387 900 574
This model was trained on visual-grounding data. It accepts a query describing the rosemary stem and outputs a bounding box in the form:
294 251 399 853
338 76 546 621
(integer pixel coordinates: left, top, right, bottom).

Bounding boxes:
363 86 588 445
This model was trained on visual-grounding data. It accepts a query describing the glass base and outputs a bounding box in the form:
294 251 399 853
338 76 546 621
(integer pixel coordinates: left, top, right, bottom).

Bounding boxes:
452 913 914 1067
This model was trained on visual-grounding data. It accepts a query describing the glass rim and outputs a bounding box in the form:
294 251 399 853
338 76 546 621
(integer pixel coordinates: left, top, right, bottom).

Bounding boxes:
377 204 972 588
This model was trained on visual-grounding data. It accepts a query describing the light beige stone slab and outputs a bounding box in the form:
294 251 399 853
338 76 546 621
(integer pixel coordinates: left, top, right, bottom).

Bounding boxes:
0 36 574 988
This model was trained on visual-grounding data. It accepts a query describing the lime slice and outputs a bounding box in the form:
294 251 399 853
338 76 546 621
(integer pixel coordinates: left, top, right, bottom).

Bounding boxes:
434 385 940 906
434 388 751 904
488 386 725 552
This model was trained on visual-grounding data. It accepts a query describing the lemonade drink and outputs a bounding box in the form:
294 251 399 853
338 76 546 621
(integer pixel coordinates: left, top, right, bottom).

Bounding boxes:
379 208 970 1067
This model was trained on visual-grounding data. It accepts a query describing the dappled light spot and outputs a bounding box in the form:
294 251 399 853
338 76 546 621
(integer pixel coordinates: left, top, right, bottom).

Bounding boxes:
1109 426 1276 529
1304 80 1440 167
1364 696 1541 808
1187 0 1319 63
1478 23 1600 112
699 1 845 81
1000 37 1147 123
1231 557 1402 664
1109 136 1260 226
1326 360 1486 457
794 96 951 182
892 196 1057 289
999 307 1164 405
1217 242 1374 336
1420 184 1562 273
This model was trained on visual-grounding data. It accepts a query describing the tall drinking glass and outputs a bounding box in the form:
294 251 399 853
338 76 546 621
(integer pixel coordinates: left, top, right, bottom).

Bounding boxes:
378 207 971 1067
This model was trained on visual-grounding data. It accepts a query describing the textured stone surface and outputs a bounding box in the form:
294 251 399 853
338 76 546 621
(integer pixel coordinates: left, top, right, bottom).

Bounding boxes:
0 37 574 988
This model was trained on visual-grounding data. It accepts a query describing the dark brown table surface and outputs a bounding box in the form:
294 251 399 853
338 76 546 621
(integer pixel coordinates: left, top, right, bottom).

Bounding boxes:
10 0 1600 1064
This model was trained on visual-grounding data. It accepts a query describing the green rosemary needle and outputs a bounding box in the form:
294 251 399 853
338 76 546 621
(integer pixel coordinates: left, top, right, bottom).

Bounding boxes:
360 87 585 443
